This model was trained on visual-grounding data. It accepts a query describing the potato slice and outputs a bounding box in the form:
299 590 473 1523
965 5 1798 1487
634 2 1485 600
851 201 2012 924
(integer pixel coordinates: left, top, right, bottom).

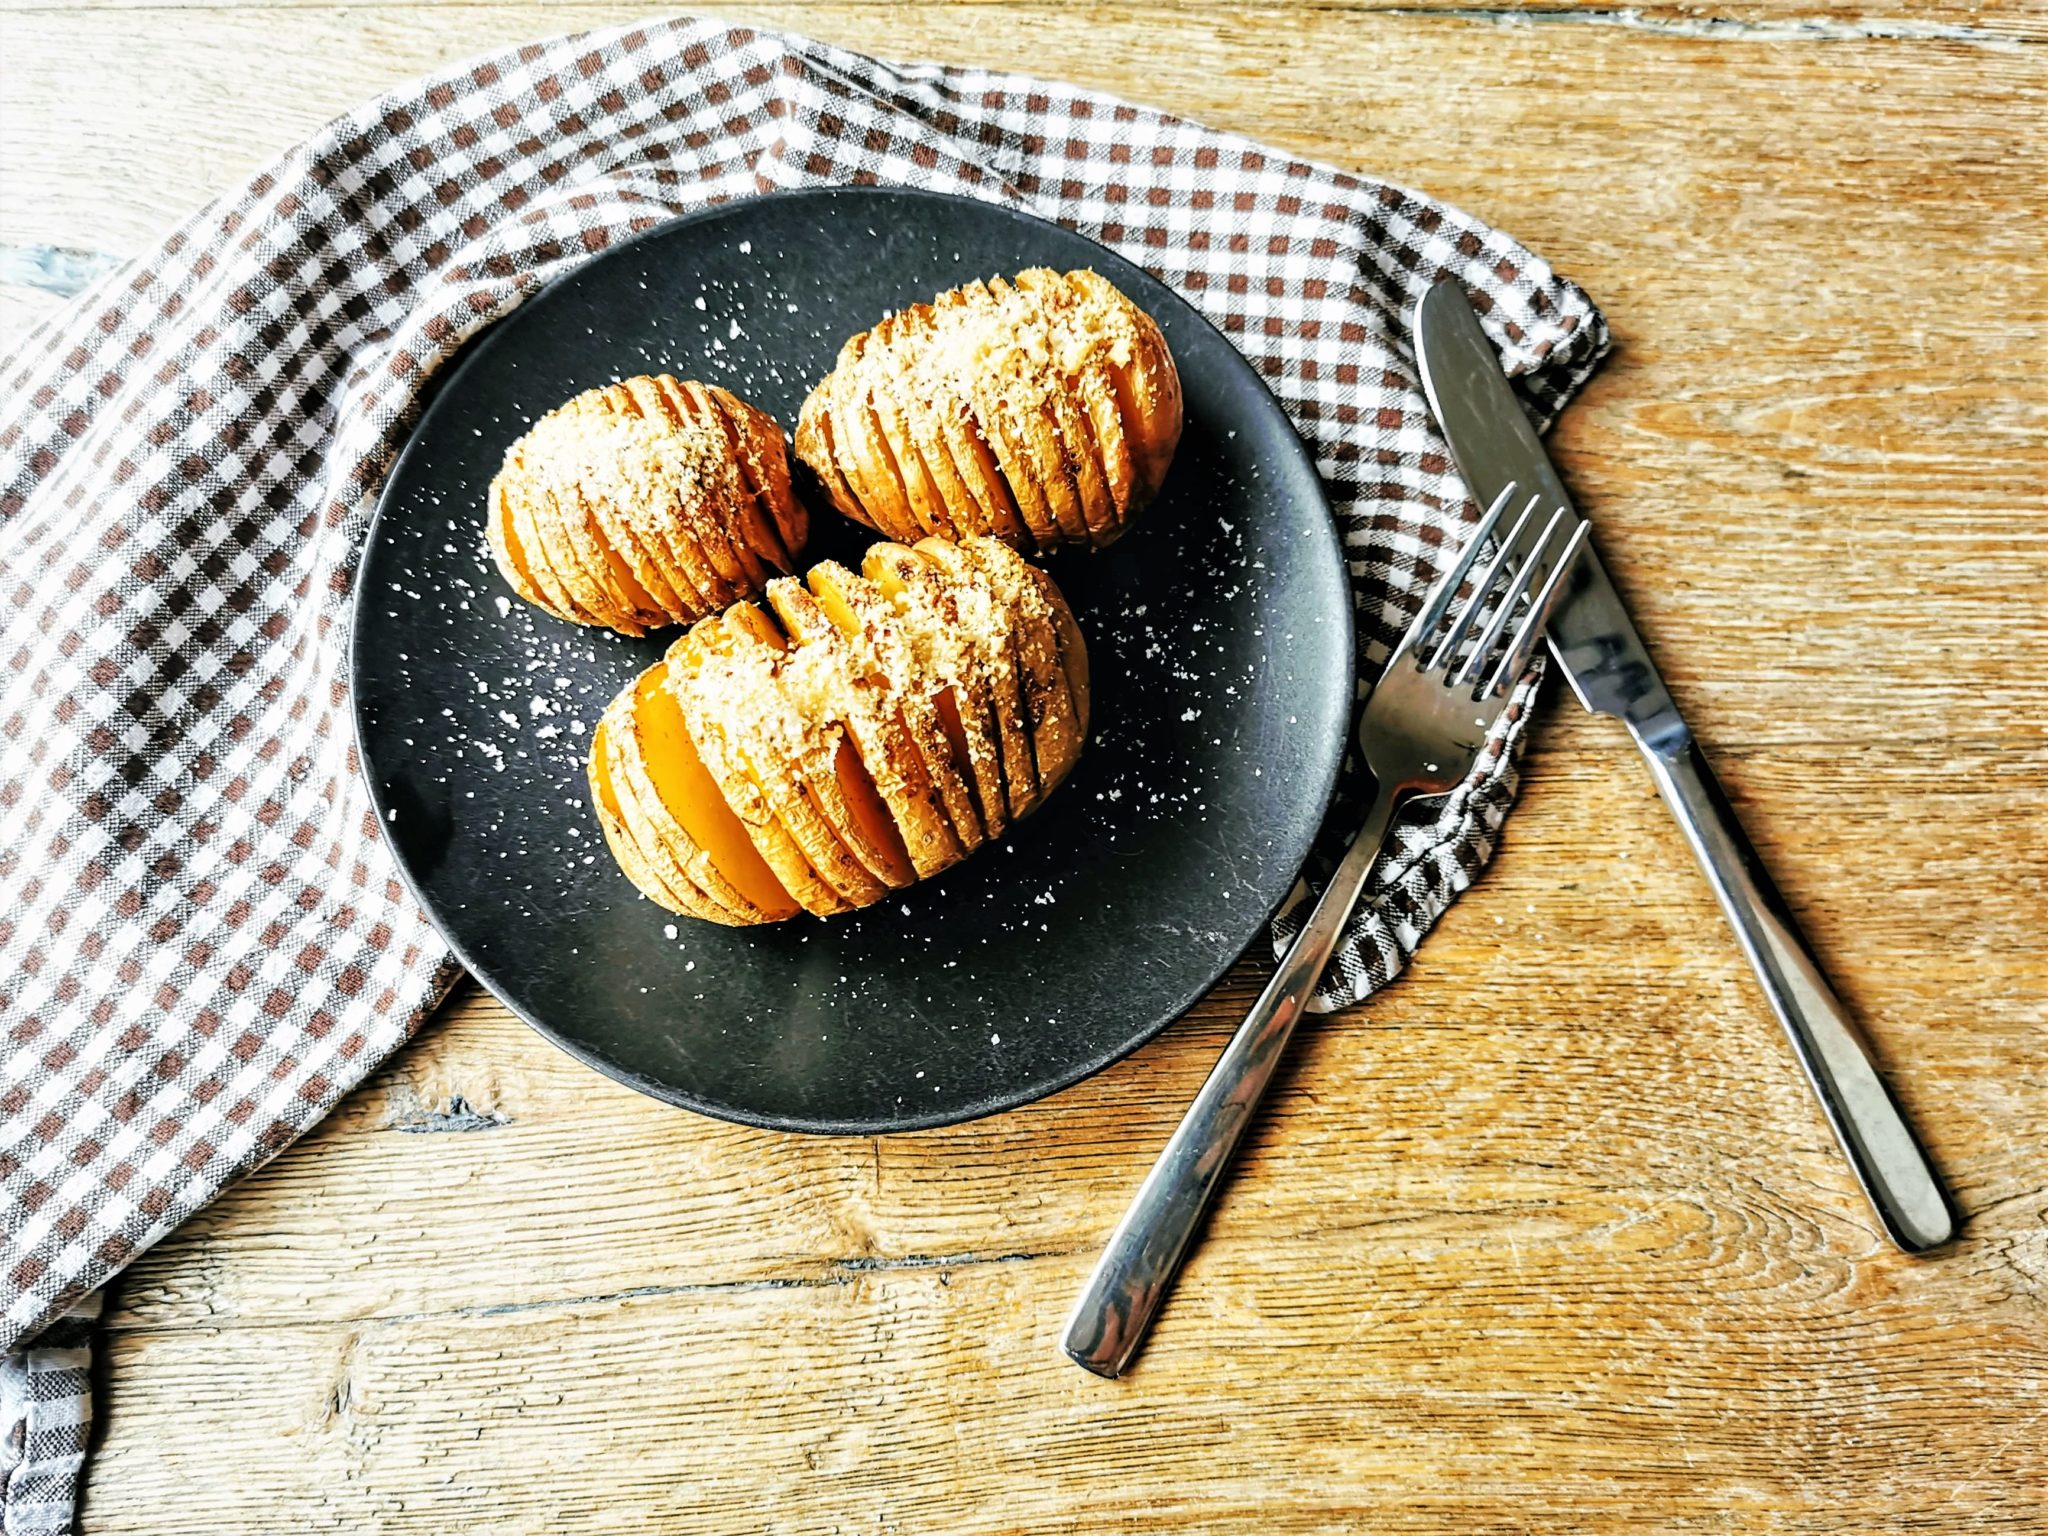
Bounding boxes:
862 542 1011 842
960 536 1084 802
716 604 892 909
983 276 1093 548
829 339 925 545
878 319 988 545
793 337 876 530
619 668 799 923
488 375 808 635
605 378 728 617
1071 269 1182 497
1069 349 1139 520
670 380 775 589
800 562 972 876
704 384 807 571
1041 373 1119 548
794 270 1177 553
867 314 963 542
607 666 798 924
804 561 984 856
873 300 1032 546
586 536 1089 926
560 383 701 624
505 480 603 626
588 483 697 626
1035 568 1091 789
666 623 851 918
588 705 731 922
832 736 917 890
647 377 755 606
938 284 1064 552
692 610 888 911
911 538 1041 823
758 578 919 890
556 480 666 634
486 485 548 611
1014 267 1135 535
940 398 1034 547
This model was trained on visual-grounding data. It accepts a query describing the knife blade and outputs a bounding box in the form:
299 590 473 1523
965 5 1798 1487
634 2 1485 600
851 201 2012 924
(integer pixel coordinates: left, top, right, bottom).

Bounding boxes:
1412 285 1683 747
1412 279 1955 1254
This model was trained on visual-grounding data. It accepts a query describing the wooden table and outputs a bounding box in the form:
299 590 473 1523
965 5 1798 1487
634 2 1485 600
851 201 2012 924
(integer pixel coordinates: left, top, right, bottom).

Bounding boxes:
5 2 2044 1530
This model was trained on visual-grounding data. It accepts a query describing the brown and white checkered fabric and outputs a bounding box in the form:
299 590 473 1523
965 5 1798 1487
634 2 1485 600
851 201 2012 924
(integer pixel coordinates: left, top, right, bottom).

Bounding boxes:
0 1292 97 1534
1 11 1604 1406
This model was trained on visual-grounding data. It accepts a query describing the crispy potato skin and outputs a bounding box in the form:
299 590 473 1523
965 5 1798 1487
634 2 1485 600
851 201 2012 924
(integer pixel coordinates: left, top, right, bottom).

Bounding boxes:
794 269 1181 555
489 375 807 637
587 538 1087 925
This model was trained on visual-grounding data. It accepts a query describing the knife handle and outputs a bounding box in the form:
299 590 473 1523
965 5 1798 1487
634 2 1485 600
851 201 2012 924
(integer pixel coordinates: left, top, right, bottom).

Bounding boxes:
1633 730 1955 1252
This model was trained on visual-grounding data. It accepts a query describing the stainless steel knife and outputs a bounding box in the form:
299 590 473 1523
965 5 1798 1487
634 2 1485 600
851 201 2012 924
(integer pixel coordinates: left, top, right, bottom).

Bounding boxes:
1414 279 1954 1253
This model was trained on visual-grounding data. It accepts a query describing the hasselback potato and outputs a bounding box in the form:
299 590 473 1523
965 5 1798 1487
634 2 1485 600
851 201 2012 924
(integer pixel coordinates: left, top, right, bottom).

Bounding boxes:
589 536 1088 925
795 269 1181 554
488 375 807 637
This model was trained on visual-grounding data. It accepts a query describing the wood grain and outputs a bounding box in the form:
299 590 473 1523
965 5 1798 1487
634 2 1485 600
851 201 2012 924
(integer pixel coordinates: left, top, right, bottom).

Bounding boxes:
1 1 2041 1531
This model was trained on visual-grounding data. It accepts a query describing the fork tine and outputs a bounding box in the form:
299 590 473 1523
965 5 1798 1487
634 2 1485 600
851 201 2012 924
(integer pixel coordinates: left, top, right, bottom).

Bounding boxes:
1482 518 1589 698
1409 482 1517 649
1453 505 1568 688
1426 493 1538 673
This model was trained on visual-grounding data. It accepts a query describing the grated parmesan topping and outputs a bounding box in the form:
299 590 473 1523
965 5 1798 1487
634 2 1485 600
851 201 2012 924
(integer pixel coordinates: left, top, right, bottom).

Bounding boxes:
506 393 743 542
664 538 1050 822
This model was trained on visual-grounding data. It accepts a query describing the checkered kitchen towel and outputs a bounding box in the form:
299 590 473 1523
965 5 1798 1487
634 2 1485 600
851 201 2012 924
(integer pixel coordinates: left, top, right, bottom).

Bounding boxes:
0 13 1605 1518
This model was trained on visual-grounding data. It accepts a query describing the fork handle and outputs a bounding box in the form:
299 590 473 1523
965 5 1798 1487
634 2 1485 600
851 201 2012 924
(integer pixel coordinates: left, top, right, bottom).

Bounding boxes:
1635 730 1955 1252
1062 781 1404 1377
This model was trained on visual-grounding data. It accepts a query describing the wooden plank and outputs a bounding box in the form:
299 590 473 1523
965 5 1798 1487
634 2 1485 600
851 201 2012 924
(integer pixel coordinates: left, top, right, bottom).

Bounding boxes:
0 281 70 343
3 4 2045 261
81 1239 2048 1533
7 0 2047 36
7 0 2043 1530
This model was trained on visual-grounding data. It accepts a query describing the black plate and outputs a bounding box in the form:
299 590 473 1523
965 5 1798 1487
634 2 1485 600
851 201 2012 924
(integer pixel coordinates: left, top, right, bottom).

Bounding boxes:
351 186 1353 1134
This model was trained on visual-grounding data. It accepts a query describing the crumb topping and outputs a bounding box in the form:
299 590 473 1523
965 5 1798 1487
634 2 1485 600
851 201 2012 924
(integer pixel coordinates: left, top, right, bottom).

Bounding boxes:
507 390 744 541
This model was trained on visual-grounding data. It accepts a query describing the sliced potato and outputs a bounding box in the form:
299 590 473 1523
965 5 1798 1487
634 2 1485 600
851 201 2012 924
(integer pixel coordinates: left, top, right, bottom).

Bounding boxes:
704 384 805 570
910 537 1041 823
1072 268 1182 495
867 313 963 542
982 276 1092 548
806 561 984 858
798 564 967 878
588 705 731 922
1014 266 1136 537
588 538 1087 926
956 536 1084 803
832 736 917 890
715 603 891 910
863 542 1010 842
485 488 542 608
758 577 919 890
488 374 804 635
606 666 798 924
796 270 1180 552
827 340 923 545
791 336 878 533
506 481 601 626
666 623 851 919
1037 565 1092 756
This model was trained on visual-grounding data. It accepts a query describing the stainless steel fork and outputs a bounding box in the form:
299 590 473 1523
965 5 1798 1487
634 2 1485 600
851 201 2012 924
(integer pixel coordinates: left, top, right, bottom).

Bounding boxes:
1062 482 1586 1377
